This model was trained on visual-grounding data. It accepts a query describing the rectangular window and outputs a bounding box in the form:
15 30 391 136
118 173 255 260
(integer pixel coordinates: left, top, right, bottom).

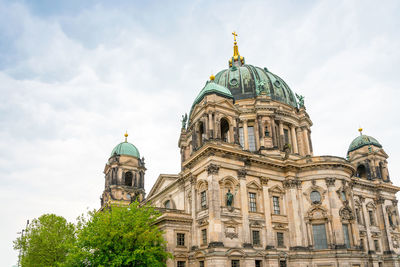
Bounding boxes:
199 261 204 267
283 129 289 145
177 261 186 267
201 191 207 209
279 260 287 267
342 224 350 248
273 196 281 215
374 240 380 252
255 260 262 267
312 224 328 249
249 192 257 212
355 208 361 224
239 127 244 148
201 229 207 245
369 210 375 225
360 238 364 251
231 260 240 267
248 126 256 151
177 233 185 246
252 230 260 246
277 232 284 247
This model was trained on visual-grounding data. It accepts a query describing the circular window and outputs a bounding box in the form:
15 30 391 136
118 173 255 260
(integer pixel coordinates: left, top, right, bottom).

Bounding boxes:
230 78 238 86
274 80 281 87
310 191 321 203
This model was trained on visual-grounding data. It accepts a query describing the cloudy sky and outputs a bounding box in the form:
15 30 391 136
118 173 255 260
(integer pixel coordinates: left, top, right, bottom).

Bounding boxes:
1 0 399 265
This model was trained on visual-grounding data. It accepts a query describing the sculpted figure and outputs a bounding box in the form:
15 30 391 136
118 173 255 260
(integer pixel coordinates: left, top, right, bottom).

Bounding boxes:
226 189 234 207
181 113 188 129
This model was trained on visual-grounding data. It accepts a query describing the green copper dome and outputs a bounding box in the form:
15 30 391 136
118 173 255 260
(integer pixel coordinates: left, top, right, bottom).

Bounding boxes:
189 81 234 117
110 141 140 158
193 81 234 106
214 64 298 107
347 135 382 154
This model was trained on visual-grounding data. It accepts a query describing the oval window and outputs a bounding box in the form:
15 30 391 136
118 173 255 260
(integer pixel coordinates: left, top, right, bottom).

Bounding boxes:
230 78 238 86
310 191 321 203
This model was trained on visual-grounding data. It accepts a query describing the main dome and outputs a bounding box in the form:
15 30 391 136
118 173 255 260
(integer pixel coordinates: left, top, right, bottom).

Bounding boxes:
214 64 298 107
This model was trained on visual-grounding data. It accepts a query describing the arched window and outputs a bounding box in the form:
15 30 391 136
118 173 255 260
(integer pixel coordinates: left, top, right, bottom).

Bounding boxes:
220 118 229 142
164 200 171 209
357 165 367 179
125 171 133 186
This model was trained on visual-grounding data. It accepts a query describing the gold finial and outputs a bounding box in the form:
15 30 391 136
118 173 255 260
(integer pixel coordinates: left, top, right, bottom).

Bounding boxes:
232 31 238 42
232 31 239 59
358 127 363 136
124 131 128 142
230 31 244 67
210 74 215 81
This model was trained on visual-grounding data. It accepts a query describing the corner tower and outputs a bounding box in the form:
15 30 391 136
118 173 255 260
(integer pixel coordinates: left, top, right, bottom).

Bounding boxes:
100 132 146 209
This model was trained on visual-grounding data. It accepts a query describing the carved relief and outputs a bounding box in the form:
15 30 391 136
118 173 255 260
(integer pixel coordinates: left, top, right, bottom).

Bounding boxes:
306 206 328 221
237 168 247 178
339 206 354 221
325 177 336 187
283 178 301 189
206 164 220 175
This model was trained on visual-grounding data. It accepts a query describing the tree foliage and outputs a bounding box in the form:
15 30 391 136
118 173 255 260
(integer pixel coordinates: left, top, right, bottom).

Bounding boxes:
64 202 172 267
13 214 75 267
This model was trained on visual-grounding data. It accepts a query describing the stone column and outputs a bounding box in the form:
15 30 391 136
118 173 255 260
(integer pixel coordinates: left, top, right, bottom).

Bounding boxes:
234 118 240 145
270 118 277 148
203 115 209 140
325 178 339 247
296 128 304 156
284 178 304 247
190 176 198 247
302 127 310 155
243 120 249 150
261 178 273 247
254 116 260 150
260 119 265 148
238 169 250 244
290 126 298 154
376 196 394 253
360 197 374 252
278 120 284 150
208 113 213 139
206 164 223 246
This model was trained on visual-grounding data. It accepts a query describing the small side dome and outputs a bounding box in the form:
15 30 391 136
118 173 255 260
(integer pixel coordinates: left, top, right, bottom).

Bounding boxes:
192 80 234 107
110 132 140 158
347 133 382 154
189 81 234 119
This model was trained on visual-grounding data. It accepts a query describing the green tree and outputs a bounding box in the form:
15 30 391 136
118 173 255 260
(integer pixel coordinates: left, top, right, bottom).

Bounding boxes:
64 202 172 267
13 214 76 267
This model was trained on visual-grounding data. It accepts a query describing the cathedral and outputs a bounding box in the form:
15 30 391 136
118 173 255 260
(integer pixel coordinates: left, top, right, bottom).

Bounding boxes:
100 33 400 267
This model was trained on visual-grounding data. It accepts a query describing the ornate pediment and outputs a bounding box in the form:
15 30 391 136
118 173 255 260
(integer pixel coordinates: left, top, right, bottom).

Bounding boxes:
249 220 264 228
247 180 261 190
273 223 288 230
306 205 328 221
339 206 354 221
269 185 285 194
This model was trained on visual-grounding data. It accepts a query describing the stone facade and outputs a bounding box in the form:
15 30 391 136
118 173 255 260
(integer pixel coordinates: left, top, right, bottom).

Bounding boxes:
102 39 400 267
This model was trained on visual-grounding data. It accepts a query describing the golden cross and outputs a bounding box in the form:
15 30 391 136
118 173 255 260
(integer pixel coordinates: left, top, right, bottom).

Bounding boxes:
232 31 238 42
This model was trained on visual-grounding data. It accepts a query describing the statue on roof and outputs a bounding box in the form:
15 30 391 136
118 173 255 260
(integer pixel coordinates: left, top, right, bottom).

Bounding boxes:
295 93 305 109
181 113 188 129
